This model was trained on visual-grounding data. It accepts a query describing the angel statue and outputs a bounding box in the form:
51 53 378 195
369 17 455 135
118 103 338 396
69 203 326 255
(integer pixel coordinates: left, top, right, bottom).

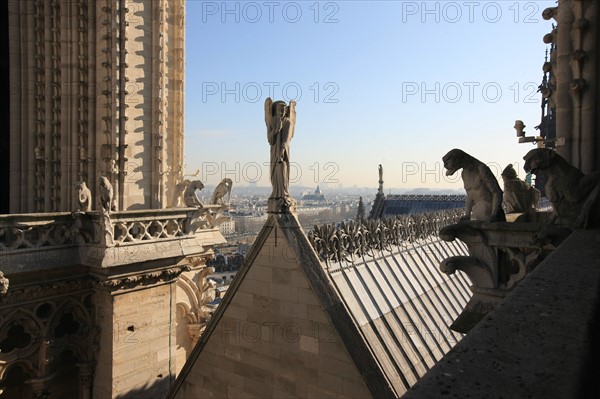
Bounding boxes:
265 97 297 213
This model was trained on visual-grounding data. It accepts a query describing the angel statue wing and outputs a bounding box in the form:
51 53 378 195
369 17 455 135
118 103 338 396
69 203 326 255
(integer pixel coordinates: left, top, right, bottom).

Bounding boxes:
264 97 273 129
265 97 276 145
287 100 296 139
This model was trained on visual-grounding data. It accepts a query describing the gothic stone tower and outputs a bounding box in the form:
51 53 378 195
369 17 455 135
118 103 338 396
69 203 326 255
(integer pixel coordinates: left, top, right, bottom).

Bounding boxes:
7 0 185 213
545 0 600 173
1 2 226 398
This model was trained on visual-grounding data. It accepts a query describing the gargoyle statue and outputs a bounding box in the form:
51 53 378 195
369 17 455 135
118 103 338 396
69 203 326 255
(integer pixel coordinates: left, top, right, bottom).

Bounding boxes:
184 180 204 208
523 148 600 228
442 149 505 222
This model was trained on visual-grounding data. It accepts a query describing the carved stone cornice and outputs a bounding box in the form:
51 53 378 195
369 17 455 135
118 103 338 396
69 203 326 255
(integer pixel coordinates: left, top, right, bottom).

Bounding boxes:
98 265 191 292
0 278 94 306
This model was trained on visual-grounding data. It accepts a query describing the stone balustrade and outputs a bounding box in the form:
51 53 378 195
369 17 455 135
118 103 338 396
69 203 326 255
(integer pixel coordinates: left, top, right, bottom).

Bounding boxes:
1 208 227 274
0 212 81 251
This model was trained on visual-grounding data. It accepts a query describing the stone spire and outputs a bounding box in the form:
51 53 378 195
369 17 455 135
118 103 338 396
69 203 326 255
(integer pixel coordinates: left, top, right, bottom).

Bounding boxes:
378 164 384 194
369 164 387 220
7 0 186 212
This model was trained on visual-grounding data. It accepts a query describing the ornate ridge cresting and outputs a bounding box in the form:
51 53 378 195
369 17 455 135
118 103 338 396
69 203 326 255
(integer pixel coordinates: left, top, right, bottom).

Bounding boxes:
385 194 467 202
308 209 463 264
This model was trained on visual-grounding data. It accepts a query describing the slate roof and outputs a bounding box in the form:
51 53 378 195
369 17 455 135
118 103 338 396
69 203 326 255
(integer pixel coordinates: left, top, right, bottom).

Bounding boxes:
380 195 466 218
322 236 471 393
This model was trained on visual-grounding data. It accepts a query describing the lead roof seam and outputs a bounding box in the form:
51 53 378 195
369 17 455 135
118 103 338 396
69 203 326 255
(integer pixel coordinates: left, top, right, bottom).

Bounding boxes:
395 250 455 350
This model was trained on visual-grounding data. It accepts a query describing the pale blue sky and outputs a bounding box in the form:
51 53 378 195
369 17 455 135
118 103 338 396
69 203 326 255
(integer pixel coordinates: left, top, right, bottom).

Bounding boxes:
184 0 556 190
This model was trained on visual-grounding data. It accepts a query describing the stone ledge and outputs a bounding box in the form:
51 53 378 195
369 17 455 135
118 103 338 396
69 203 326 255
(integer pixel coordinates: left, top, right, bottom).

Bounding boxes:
403 229 600 398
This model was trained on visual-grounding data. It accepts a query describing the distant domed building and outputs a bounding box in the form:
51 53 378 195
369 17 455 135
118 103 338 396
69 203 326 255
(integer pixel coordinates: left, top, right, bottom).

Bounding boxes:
301 186 327 204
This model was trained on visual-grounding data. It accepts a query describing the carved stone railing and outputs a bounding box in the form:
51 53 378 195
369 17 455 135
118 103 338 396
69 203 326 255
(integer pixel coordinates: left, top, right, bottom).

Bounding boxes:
1 208 227 274
307 209 463 265
438 220 571 333
101 208 216 246
0 213 84 251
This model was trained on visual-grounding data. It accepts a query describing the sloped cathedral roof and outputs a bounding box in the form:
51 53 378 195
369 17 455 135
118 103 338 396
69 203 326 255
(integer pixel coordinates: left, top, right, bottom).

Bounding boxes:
168 211 470 398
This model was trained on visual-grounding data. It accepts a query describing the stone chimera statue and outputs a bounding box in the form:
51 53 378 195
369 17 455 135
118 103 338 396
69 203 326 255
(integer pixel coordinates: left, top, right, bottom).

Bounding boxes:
184 180 204 208
442 149 505 222
523 148 600 228
99 176 117 213
211 178 233 205
501 164 540 219
75 181 92 212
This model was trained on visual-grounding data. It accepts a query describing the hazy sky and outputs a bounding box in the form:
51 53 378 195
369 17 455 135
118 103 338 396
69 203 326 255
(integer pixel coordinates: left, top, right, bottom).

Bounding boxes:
184 0 556 191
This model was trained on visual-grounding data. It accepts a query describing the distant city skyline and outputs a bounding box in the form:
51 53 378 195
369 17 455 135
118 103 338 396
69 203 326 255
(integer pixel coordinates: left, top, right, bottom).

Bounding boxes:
184 1 556 190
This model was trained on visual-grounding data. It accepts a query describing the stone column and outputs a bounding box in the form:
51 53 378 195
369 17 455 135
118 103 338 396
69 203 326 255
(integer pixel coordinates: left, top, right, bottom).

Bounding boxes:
28 376 53 399
554 0 600 172
77 362 95 399
554 1 575 162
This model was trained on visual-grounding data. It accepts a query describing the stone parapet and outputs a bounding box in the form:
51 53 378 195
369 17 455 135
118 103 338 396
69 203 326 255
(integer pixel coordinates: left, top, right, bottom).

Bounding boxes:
1 208 226 274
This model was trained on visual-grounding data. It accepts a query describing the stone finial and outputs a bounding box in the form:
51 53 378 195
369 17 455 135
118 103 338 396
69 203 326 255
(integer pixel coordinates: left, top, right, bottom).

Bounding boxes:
184 180 204 207
442 149 505 222
211 178 233 205
265 97 297 213
75 181 92 212
542 7 557 21
356 197 365 223
501 164 540 216
523 148 600 228
378 164 384 194
514 120 526 137
99 176 117 213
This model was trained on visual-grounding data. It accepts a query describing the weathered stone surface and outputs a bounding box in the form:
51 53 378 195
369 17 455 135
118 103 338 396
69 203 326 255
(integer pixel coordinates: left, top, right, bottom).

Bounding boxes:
404 229 600 399
439 220 570 332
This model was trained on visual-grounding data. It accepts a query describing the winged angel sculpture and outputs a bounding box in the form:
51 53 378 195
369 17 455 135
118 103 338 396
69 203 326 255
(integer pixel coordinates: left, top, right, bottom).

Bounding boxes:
265 97 296 213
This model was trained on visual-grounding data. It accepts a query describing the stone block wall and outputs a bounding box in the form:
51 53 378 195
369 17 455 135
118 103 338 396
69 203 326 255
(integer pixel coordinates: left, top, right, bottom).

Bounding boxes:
171 218 374 398
94 282 176 399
